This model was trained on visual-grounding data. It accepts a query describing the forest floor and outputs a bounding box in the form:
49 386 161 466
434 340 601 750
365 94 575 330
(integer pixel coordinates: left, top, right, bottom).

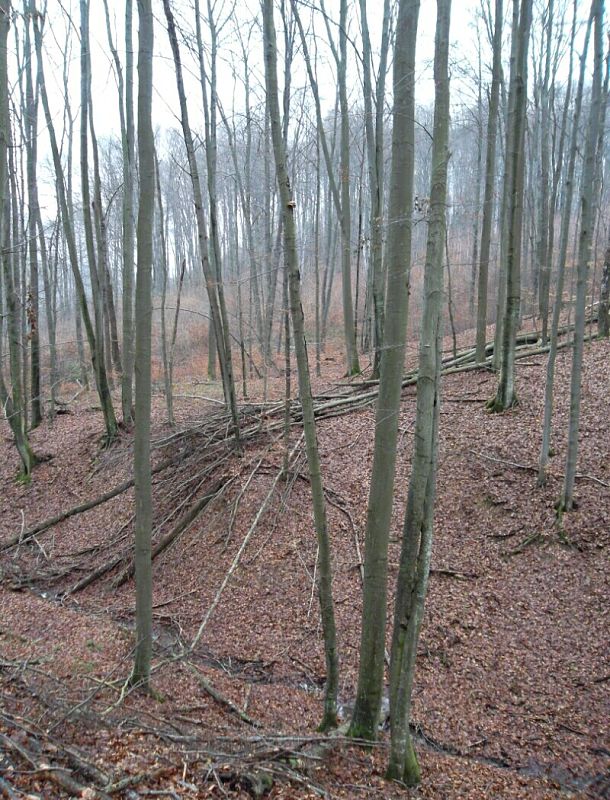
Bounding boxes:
0 328 609 799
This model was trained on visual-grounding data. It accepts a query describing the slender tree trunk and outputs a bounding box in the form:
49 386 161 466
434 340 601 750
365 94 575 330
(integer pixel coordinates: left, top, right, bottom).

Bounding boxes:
33 9 117 440
489 0 533 412
538 3 589 485
599 231 610 337
123 0 135 425
537 0 554 346
387 0 451 783
559 0 604 513
349 0 420 742
23 2 41 427
80 0 116 431
130 0 154 689
0 5 36 475
292 0 359 375
475 0 503 363
263 0 339 730
162 0 240 443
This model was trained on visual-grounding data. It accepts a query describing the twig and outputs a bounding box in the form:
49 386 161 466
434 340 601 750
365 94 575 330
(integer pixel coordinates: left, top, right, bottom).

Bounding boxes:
190 434 304 652
184 661 258 727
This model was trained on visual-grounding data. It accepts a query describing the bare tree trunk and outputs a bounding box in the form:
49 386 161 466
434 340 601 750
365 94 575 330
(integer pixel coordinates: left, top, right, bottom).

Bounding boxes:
162 0 240 443
387 0 450 782
23 1 41 427
475 0 503 363
538 2 589 485
488 0 533 412
33 7 117 441
79 0 116 434
0 3 36 475
292 0 359 375
599 231 610 337
559 0 604 513
537 0 554 346
263 0 339 730
349 0 420 743
130 0 154 689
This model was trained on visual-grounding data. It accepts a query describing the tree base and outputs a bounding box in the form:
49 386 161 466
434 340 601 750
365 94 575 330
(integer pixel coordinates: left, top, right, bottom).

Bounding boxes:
485 393 518 413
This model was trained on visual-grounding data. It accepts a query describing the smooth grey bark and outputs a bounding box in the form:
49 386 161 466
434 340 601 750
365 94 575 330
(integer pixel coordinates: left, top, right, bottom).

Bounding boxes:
130 0 154 689
538 3 590 486
489 0 533 411
387 0 450 783
349 0 420 742
475 0 502 364
559 0 604 513
262 0 339 730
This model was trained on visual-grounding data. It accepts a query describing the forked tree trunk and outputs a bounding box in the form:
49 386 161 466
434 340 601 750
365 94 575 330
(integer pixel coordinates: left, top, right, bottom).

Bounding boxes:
262 0 339 730
349 0 420 743
387 0 451 783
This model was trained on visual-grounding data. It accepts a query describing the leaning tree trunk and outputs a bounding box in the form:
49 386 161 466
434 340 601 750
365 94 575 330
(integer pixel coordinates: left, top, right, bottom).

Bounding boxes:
387 0 451 784
348 0 420 742
262 0 339 730
130 0 154 690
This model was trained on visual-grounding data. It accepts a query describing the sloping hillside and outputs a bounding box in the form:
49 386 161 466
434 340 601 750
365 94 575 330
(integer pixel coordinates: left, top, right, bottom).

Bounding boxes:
1 336 609 799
